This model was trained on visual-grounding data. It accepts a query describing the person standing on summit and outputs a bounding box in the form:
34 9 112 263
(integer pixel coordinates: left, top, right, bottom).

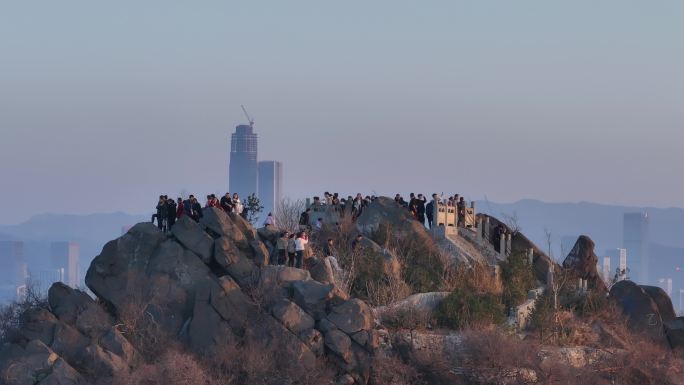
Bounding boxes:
415 194 427 226
425 198 434 229
220 192 233 213
166 197 177 230
153 196 168 232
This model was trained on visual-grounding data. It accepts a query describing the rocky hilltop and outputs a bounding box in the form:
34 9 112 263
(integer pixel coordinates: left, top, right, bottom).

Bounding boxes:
1 197 683 385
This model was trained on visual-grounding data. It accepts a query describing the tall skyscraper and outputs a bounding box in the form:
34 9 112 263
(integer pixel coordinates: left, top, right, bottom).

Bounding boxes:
680 290 684 315
623 213 650 284
0 241 27 285
258 161 283 218
50 242 80 288
606 248 628 281
229 125 258 200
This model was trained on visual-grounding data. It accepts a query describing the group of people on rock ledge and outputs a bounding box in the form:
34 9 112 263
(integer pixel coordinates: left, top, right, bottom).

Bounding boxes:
395 192 470 229
298 191 472 230
151 192 247 233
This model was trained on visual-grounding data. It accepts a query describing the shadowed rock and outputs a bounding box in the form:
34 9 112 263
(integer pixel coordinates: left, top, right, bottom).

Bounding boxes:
562 235 607 292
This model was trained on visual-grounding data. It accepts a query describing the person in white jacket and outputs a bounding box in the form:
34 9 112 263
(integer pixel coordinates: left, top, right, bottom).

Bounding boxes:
294 232 308 268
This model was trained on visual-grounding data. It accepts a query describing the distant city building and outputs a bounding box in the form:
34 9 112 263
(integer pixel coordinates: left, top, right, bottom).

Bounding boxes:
229 125 258 200
680 290 684 315
602 256 611 284
606 248 628 281
258 161 283 219
50 242 80 288
623 213 650 284
0 240 27 286
659 278 673 297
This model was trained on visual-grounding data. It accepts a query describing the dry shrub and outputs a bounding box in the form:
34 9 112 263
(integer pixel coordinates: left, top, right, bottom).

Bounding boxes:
458 328 538 375
370 355 425 385
205 335 334 385
365 274 412 307
0 282 49 344
381 307 433 331
115 299 171 361
440 263 502 295
274 198 306 234
113 349 216 385
378 223 446 294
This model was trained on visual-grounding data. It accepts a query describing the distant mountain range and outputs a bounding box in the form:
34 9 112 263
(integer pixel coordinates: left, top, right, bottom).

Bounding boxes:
0 212 147 278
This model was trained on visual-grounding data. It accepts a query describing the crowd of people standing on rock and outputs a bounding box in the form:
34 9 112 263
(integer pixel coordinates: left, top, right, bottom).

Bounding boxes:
271 230 310 268
296 191 475 231
152 192 248 232
307 192 376 220
395 192 470 229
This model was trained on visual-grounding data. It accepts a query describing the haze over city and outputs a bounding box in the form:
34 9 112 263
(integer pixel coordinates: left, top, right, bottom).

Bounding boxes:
2 0 684 225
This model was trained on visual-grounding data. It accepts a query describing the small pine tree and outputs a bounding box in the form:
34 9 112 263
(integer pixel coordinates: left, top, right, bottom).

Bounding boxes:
244 194 264 224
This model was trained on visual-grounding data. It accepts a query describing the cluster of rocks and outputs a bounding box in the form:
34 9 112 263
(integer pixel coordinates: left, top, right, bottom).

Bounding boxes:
0 283 136 385
0 207 379 384
610 280 684 349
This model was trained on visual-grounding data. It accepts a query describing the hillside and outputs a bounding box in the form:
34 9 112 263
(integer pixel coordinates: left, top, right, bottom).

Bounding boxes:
0 198 683 385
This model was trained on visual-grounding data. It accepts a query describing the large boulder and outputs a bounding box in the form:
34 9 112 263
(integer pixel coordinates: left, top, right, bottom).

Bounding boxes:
272 299 315 334
609 280 666 338
326 299 374 335
292 280 336 320
214 236 258 285
308 257 336 285
171 215 214 263
48 283 112 338
325 329 353 363
562 236 607 292
641 285 676 323
199 206 234 237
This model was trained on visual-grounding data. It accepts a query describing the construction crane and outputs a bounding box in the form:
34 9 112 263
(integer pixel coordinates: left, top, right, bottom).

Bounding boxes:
241 105 254 128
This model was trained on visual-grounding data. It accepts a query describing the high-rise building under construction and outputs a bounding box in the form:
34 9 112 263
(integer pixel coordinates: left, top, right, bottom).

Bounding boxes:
229 124 258 199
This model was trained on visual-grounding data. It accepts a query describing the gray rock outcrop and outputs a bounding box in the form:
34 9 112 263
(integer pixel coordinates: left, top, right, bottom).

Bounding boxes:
610 280 669 339
1 207 378 384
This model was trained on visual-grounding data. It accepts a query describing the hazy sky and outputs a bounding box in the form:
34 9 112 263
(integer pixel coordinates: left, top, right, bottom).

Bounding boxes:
1 1 683 225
